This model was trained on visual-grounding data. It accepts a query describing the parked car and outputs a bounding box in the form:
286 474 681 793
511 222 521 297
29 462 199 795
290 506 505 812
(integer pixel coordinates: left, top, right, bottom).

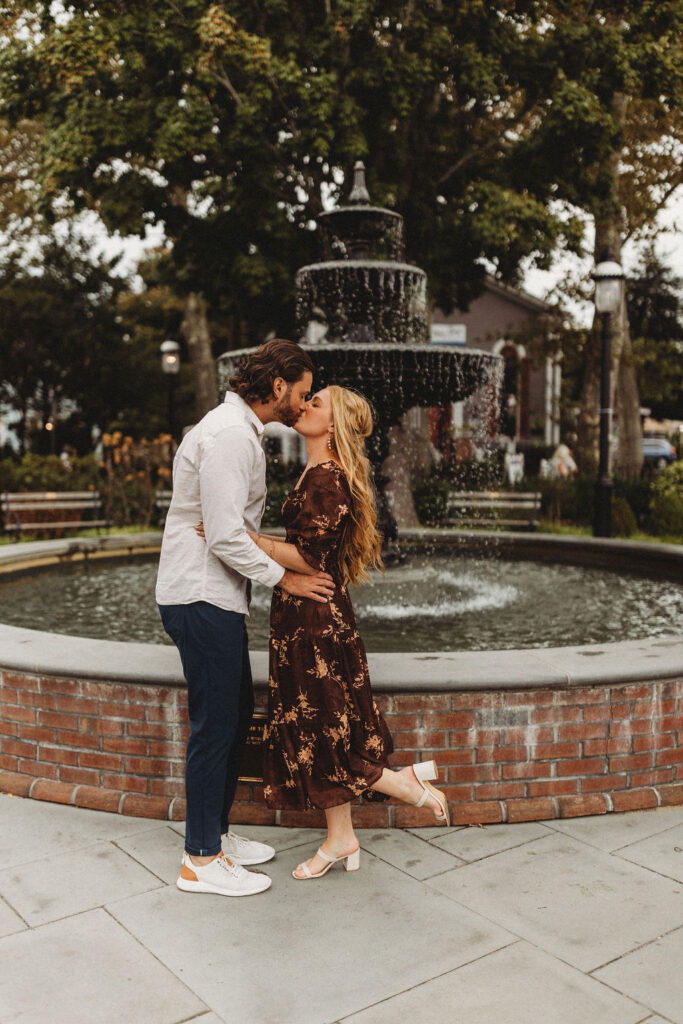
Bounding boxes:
642 437 678 470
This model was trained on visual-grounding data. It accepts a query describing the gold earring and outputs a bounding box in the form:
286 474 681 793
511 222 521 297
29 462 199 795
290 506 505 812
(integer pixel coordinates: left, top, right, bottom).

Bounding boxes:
327 430 334 451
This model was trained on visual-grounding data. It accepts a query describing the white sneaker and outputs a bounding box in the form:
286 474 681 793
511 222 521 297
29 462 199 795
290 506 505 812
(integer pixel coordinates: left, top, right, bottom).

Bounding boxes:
222 831 275 866
176 852 271 897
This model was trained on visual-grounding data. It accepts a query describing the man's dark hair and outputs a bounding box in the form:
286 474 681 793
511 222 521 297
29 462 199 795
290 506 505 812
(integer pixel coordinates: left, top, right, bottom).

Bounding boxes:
229 338 314 403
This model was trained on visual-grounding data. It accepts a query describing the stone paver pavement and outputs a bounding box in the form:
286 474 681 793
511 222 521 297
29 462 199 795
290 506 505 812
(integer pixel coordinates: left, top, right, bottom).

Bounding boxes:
2 794 683 1024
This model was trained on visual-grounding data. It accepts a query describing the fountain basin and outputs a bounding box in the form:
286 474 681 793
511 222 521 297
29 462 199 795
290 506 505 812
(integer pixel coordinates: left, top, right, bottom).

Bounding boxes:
1 533 682 826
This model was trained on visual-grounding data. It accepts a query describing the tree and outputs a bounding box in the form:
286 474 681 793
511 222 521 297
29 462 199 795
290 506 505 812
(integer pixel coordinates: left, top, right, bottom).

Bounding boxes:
627 249 683 422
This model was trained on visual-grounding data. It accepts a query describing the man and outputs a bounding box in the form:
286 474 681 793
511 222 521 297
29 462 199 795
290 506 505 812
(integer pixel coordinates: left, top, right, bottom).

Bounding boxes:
156 338 333 897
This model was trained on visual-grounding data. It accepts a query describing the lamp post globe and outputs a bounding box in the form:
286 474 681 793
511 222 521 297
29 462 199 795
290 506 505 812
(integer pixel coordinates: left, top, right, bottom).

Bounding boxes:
592 252 624 538
160 340 180 438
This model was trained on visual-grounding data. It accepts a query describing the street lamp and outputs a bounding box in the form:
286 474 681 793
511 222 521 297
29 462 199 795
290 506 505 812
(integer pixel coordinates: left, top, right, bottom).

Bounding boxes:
592 251 624 538
160 339 180 437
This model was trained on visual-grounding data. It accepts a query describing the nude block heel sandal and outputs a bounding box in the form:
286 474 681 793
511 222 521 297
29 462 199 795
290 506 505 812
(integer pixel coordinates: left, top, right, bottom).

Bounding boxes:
413 759 451 826
293 845 361 880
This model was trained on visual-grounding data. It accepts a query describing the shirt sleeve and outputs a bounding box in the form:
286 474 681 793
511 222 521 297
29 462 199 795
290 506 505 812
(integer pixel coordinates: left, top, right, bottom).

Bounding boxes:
292 469 351 573
199 426 285 587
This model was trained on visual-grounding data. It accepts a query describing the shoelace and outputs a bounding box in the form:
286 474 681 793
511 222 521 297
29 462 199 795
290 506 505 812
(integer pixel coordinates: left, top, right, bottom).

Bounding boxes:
217 855 244 878
226 832 249 848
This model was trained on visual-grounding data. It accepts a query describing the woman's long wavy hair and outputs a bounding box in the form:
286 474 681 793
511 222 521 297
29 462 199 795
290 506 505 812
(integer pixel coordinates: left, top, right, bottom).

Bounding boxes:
328 385 384 585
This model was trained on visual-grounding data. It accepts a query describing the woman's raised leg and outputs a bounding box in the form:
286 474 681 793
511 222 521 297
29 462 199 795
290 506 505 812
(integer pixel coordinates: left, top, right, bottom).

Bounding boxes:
370 763 449 822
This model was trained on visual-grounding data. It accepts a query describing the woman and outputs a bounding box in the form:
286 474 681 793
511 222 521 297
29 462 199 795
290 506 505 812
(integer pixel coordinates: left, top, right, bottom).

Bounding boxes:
198 386 449 878
248 386 449 880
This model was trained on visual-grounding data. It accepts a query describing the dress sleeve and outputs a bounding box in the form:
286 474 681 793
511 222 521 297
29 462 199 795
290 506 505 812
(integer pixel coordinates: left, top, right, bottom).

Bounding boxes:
291 469 351 573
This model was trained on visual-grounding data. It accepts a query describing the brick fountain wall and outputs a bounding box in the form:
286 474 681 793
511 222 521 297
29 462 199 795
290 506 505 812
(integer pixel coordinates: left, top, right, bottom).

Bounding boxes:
2 666 682 825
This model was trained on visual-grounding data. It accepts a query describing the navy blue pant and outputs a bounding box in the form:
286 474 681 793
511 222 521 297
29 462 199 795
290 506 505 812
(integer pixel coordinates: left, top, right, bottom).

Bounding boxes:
158 602 254 857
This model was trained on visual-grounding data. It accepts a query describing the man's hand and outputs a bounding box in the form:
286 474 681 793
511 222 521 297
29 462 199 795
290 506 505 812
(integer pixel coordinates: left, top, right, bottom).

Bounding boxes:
280 569 335 603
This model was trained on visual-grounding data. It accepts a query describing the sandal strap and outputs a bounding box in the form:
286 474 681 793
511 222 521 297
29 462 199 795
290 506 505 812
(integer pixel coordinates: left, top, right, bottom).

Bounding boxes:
415 790 430 809
299 861 313 878
316 847 336 863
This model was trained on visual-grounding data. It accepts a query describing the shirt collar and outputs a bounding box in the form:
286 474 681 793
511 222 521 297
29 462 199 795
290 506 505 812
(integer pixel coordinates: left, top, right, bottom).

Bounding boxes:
223 390 266 438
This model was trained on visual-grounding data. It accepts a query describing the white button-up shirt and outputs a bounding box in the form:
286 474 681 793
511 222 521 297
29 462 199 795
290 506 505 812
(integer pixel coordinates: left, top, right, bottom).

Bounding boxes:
155 392 285 614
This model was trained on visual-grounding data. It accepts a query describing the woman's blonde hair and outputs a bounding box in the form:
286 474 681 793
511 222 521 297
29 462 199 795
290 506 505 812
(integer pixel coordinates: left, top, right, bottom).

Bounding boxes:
328 385 384 585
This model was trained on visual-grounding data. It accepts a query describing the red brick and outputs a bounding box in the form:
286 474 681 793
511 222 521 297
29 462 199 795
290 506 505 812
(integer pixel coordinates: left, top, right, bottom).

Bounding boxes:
1 738 37 759
38 746 79 766
18 724 57 743
229 801 279 826
557 758 607 777
528 780 579 796
505 727 554 745
149 779 186 798
583 705 611 722
634 699 674 717
40 677 81 696
0 755 18 771
280 808 327 828
479 745 528 764
532 742 580 760
476 783 525 800
58 766 100 786
124 757 172 776
18 759 57 779
0 770 33 796
126 684 176 704
394 731 423 748
470 730 500 746
633 734 674 753
658 783 683 806
630 769 673 788
74 786 122 812
37 711 78 730
581 775 627 793
558 794 608 818
613 684 651 701
372 694 391 712
506 797 556 822
610 719 652 738
31 779 76 805
2 671 41 691
393 694 450 712
425 712 475 730
661 715 683 732
102 773 147 793
57 696 99 715
501 762 549 780
555 689 607 705
102 737 147 756
557 724 608 741
610 753 654 772
4 706 36 724
388 750 419 767
59 730 100 750
145 705 182 723
19 691 58 709
81 681 127 700
606 738 632 755
0 685 18 703
448 764 499 784
121 793 171 819
451 800 504 825
582 740 608 756
612 788 659 812
380 714 421 731
93 719 124 736
532 708 581 724
0 722 18 738
608 703 631 719
147 741 185 759
392 804 437 827
127 721 172 739
436 749 475 767
350 803 394 828
505 691 554 706
439 785 473 803
655 748 683 767
80 751 123 771
169 797 187 821
100 701 146 720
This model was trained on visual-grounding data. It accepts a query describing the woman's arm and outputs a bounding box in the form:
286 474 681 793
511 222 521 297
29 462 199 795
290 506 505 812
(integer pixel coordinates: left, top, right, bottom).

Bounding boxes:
247 531 317 575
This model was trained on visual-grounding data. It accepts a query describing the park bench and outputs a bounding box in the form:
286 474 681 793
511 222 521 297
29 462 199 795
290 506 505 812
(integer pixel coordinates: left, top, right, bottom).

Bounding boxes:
0 491 109 539
155 489 173 526
446 490 540 530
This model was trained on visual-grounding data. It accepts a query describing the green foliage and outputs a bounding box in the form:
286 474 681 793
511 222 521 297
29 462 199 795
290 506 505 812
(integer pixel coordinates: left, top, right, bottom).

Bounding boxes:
412 477 451 527
610 496 637 537
0 453 98 493
650 462 683 537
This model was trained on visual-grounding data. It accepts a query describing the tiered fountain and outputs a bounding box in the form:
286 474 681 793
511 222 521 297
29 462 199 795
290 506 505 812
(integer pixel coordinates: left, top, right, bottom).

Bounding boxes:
218 161 501 539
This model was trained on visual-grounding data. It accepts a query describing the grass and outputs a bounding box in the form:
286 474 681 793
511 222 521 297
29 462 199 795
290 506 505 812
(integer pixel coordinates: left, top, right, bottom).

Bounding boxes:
0 524 160 545
536 521 683 545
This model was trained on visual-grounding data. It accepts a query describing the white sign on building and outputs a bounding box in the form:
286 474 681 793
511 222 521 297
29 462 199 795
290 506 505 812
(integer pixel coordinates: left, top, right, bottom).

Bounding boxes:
430 323 467 346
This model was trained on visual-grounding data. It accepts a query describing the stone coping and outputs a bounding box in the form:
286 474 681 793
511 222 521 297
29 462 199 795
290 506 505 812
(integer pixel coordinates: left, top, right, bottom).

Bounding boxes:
0 531 681 692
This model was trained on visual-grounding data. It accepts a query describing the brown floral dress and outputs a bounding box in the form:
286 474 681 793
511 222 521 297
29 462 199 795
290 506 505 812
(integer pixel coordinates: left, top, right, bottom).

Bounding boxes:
262 461 393 810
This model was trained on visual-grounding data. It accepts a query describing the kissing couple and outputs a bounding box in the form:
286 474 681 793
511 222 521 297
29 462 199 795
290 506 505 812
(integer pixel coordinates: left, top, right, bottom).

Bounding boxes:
156 338 449 896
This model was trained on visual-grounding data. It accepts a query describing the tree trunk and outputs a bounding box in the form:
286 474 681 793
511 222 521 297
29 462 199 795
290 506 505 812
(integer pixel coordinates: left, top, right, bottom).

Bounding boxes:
180 292 218 421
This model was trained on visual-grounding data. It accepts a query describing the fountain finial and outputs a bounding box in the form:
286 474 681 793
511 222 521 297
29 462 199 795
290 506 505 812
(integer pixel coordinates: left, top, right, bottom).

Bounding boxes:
348 160 370 205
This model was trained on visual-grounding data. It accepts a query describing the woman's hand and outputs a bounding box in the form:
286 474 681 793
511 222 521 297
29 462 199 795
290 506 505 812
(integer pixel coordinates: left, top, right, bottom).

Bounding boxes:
194 519 206 540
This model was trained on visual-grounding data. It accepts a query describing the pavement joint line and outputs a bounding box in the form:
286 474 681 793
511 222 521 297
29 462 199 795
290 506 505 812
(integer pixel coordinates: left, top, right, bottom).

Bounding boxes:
0 833 167 875
0 891 31 930
609 850 683 886
354 841 463 883
430 827 555 865
175 1011 225 1024
586 921 683 975
111 838 172 886
102 903 209 1008
335 938 523 1022
607 812 683 853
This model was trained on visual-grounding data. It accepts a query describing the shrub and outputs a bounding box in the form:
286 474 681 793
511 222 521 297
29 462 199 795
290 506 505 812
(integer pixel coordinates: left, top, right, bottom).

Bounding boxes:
610 496 637 537
649 462 683 537
412 477 451 526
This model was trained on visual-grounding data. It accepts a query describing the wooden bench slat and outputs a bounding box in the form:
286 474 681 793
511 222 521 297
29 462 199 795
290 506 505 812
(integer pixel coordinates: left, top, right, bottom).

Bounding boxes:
4 520 110 532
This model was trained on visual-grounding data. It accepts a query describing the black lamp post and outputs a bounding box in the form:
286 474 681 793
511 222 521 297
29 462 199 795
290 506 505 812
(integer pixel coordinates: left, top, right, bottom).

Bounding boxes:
592 252 624 538
160 339 180 437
